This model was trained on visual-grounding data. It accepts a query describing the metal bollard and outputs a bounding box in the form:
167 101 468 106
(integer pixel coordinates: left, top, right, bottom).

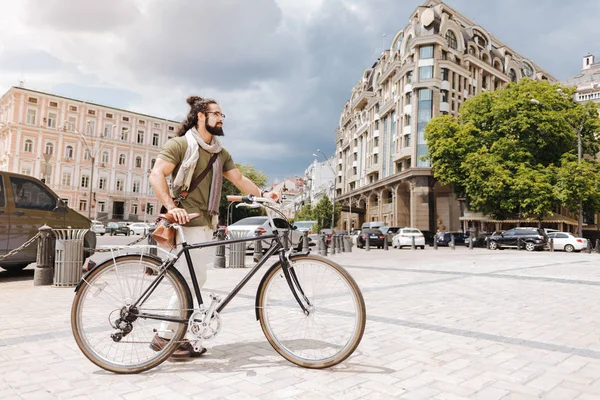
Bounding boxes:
344 235 352 252
450 234 455 250
318 232 323 254
34 225 55 286
283 230 290 251
485 236 489 250
596 239 600 254
587 239 592 254
253 229 263 262
331 233 337 255
338 235 345 253
469 236 473 250
434 234 438 250
320 233 328 256
383 235 388 250
214 228 226 268
411 235 416 250
549 238 554 252
365 234 370 251
517 238 521 251
302 231 309 252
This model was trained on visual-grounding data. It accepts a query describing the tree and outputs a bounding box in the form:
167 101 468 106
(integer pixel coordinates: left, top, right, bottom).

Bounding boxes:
218 163 268 225
311 196 342 232
425 78 600 220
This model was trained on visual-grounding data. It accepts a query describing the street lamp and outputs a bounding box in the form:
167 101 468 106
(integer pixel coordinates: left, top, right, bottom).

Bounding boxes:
531 96 584 237
63 120 112 220
313 149 337 230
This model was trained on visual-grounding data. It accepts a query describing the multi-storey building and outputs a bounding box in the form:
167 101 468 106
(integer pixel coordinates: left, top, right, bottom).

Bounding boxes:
335 0 556 233
0 86 180 222
565 53 600 106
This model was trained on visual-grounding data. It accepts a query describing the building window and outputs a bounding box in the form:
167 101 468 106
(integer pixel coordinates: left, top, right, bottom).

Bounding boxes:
98 201 106 212
441 68 449 81
21 166 32 175
86 120 95 135
406 71 413 84
151 158 156 169
122 116 130 122
419 45 434 59
406 92 412 105
131 204 138 214
419 66 433 80
405 115 411 126
121 127 129 141
101 152 109 164
79 199 87 212
116 179 124 191
67 116 77 131
99 177 106 190
105 113 113 119
147 203 154 216
441 90 449 102
62 172 71 186
103 124 113 137
45 142 54 155
441 50 448 60
24 139 33 152
139 119 146 125
47 112 57 128
168 126 174 131
153 122 160 128
406 158 411 169
416 89 433 167
84 149 91 161
137 130 144 144
65 146 74 159
88 110 96 116
28 97 38 104
118 154 126 165
27 109 37 125
132 181 140 193
135 157 142 168
49 101 58 108
445 30 457 50
69 105 77 112
81 175 90 188
152 133 159 146
508 69 517 82
404 135 410 147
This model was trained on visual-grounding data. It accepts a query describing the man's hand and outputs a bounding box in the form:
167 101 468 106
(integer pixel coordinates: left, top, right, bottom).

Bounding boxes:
263 191 280 202
167 207 191 224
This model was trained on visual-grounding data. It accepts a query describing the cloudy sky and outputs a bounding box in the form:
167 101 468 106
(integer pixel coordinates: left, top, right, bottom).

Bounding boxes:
0 0 598 182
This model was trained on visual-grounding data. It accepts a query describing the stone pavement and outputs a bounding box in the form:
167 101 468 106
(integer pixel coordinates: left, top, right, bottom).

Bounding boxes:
2 246 600 399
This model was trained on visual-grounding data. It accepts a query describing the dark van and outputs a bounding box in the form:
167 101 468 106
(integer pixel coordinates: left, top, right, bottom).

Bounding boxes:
0 171 96 271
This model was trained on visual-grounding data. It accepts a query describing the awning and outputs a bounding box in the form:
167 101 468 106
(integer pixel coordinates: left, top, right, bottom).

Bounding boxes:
459 214 582 225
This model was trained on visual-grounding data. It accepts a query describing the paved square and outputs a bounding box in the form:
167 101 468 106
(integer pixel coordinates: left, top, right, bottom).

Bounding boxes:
2 245 600 399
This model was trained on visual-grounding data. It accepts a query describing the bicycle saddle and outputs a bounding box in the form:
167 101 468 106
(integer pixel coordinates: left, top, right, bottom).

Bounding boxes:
158 212 201 223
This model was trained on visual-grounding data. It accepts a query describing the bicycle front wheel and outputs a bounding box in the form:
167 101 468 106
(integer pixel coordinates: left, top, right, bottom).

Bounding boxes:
71 255 192 374
257 255 366 368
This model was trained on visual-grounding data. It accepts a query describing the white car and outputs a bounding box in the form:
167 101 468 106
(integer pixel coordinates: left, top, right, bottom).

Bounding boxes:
392 228 425 249
547 232 588 252
91 220 106 236
129 223 151 235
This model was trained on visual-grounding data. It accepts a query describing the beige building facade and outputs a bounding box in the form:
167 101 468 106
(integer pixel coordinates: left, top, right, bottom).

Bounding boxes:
0 86 179 222
335 0 557 233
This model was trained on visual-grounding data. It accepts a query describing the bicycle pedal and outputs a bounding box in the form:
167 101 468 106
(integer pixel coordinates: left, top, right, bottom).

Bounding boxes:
209 293 221 302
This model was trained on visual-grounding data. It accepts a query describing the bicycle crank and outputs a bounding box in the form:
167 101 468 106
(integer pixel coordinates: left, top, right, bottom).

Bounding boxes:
188 293 222 340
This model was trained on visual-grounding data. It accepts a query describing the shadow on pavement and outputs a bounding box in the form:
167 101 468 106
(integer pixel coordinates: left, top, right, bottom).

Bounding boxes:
0 267 34 283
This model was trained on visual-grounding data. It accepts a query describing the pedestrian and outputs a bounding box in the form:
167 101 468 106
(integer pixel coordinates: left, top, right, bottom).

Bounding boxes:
149 96 278 358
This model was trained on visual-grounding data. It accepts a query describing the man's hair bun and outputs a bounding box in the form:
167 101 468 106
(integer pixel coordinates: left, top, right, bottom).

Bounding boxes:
186 96 203 106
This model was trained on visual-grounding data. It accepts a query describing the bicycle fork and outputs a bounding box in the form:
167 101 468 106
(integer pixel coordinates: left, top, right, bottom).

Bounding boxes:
279 251 312 315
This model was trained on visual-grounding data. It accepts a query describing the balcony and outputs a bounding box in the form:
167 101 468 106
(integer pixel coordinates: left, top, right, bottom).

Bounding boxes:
440 102 449 113
403 125 412 135
373 129 380 138
403 83 413 93
373 146 379 154
351 90 373 110
382 203 393 214
440 81 450 91
403 104 412 115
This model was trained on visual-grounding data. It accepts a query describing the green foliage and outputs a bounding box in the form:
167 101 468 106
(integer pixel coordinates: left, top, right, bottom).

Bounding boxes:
425 78 600 220
218 163 269 225
294 196 342 232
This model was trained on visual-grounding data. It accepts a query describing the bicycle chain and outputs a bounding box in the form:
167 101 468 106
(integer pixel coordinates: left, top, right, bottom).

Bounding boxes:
0 232 41 262
93 232 151 253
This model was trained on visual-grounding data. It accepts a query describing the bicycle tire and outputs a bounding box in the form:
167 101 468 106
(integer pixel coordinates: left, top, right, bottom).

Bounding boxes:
71 255 192 374
257 254 366 368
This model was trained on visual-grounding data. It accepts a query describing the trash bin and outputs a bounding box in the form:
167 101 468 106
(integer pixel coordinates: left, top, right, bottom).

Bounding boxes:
227 230 246 268
53 229 88 287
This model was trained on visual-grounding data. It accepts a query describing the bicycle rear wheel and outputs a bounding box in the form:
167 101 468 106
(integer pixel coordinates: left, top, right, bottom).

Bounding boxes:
71 255 191 374
257 255 366 368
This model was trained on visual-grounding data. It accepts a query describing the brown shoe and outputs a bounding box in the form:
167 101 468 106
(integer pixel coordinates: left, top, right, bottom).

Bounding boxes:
150 335 191 358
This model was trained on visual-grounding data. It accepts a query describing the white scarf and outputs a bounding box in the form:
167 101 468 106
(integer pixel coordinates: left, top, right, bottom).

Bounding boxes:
172 128 222 192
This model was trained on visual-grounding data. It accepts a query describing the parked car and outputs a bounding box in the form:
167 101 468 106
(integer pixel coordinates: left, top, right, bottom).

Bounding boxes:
361 221 385 230
0 171 96 272
91 220 106 236
227 216 310 251
436 231 468 246
129 223 151 235
107 222 130 236
356 229 386 249
293 220 317 234
547 232 588 252
488 227 548 251
380 226 402 245
421 230 436 246
392 228 425 249
351 230 362 246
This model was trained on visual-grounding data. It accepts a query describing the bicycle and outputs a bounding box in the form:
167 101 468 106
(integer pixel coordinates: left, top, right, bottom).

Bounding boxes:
71 195 366 374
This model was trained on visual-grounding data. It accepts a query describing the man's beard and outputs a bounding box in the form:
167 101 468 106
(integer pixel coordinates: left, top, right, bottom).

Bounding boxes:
206 120 224 136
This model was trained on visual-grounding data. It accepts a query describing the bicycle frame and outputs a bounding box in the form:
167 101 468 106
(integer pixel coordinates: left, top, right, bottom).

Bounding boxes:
130 226 312 325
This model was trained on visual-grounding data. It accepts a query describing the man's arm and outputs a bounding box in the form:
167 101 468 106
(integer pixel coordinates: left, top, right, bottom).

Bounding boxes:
223 168 278 200
149 158 190 223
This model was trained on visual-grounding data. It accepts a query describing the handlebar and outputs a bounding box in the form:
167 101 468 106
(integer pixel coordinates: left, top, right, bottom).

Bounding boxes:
226 194 276 204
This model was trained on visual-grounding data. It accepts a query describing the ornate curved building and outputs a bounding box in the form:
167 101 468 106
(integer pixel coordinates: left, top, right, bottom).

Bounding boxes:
335 0 556 233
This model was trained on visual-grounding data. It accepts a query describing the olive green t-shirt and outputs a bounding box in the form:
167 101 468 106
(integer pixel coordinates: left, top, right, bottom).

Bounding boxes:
158 137 236 227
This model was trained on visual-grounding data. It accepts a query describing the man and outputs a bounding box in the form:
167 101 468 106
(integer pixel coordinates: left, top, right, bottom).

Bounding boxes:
149 96 277 358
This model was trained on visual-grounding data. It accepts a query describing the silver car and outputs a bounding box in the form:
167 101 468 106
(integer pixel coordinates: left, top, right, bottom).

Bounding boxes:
227 216 309 251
